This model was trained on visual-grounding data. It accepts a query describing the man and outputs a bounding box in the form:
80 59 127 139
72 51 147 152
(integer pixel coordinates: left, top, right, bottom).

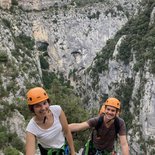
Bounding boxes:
69 97 129 155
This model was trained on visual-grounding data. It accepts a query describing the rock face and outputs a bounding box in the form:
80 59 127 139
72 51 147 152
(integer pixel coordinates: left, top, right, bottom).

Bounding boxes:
18 0 70 10
32 20 48 42
1 0 155 154
30 3 128 76
16 0 140 77
4 110 26 143
0 0 11 9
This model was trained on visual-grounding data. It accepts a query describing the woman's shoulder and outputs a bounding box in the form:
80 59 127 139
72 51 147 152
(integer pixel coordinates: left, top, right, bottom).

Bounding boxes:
50 105 61 110
26 117 36 131
27 117 35 125
50 105 62 115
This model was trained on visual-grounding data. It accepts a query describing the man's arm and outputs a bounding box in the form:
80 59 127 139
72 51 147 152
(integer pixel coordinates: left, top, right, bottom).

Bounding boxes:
59 110 75 155
119 135 129 155
69 122 90 132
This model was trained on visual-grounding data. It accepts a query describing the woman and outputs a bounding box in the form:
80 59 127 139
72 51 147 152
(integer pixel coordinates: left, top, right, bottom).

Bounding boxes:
25 87 75 155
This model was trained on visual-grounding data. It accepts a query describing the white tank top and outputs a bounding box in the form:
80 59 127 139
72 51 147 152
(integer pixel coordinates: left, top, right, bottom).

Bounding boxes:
26 105 65 149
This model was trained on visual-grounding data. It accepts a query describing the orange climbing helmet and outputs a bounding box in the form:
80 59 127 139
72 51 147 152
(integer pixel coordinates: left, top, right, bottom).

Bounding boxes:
99 105 106 115
26 87 49 105
105 97 121 109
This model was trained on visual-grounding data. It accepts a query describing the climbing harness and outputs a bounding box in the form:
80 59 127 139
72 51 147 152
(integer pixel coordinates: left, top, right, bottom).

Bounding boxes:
82 115 120 155
82 140 112 155
38 142 70 155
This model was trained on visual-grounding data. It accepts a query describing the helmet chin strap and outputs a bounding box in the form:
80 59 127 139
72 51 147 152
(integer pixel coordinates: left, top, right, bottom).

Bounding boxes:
43 109 50 124
43 116 47 124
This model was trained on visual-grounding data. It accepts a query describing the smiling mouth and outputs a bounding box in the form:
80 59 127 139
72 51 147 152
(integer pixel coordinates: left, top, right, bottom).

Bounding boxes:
39 110 46 114
106 114 113 118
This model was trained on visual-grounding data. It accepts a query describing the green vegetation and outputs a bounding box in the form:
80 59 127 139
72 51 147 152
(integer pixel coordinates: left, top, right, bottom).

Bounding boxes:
12 0 18 5
47 79 89 150
48 79 88 123
39 55 49 69
39 56 90 151
0 86 8 98
85 2 155 153
116 1 155 72
2 18 11 28
14 34 35 50
0 50 8 62
15 98 33 121
37 43 49 51
150 149 155 154
87 11 100 20
116 35 132 64
87 1 155 94
13 34 35 57
1 0 155 153
69 69 78 81
4 146 20 155
42 70 58 89
17 73 89 151
0 101 25 153
0 127 24 154
87 38 117 91
115 78 134 130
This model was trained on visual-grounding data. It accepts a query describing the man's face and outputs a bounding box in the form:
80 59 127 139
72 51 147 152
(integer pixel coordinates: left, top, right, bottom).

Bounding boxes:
105 105 117 120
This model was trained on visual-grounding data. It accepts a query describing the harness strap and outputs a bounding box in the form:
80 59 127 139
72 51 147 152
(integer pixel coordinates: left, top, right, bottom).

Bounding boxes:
47 144 66 155
83 139 111 155
96 149 112 155
84 139 92 155
38 143 69 155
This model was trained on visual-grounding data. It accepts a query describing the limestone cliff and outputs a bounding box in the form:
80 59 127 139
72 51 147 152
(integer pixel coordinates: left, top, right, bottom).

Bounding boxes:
1 0 155 154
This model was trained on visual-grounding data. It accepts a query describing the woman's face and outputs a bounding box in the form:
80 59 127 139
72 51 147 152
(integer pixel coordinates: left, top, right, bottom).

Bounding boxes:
105 105 117 120
33 100 49 117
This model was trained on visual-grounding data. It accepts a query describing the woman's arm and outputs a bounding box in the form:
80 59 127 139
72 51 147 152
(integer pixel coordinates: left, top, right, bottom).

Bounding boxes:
59 110 76 155
25 132 36 155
